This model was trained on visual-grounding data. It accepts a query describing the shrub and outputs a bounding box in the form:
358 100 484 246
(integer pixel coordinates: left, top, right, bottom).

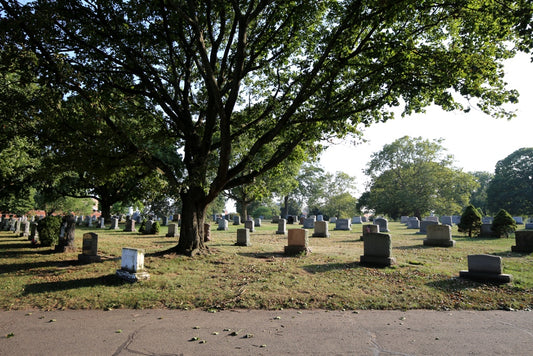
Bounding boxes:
36 215 63 247
492 209 517 238
151 221 160 234
458 204 482 237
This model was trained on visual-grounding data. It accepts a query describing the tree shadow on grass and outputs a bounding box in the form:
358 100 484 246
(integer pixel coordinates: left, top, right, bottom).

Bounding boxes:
490 250 531 258
237 251 286 259
338 239 363 243
23 274 126 295
394 244 433 250
427 276 502 291
0 256 118 275
303 261 361 274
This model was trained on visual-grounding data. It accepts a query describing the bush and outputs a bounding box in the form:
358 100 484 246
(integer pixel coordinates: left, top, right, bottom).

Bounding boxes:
458 204 482 237
36 215 63 247
151 221 160 235
492 209 517 238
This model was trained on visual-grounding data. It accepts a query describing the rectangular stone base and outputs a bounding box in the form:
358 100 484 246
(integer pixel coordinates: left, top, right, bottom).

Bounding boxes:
276 231 287 235
312 233 330 237
511 245 533 253
78 254 101 264
423 239 456 247
360 255 396 267
116 269 150 282
235 241 251 246
284 245 311 256
459 270 512 284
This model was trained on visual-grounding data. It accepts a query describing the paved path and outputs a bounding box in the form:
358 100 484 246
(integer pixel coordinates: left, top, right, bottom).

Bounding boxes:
1 309 532 355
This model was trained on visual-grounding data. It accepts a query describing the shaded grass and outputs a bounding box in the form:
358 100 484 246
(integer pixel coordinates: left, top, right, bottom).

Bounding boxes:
0 221 532 311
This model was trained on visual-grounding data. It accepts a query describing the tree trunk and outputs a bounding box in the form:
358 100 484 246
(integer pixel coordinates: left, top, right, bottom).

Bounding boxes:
240 201 249 221
282 196 289 218
99 199 112 223
170 187 208 256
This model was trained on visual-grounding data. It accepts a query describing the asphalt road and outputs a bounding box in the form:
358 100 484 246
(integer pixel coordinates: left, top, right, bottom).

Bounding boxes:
1 309 532 355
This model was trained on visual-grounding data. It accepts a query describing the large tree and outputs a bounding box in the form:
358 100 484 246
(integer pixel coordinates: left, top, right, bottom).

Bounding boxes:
363 136 478 219
2 1 531 255
486 147 533 215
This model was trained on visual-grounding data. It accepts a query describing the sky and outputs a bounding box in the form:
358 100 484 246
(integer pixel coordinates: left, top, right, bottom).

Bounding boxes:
319 52 533 195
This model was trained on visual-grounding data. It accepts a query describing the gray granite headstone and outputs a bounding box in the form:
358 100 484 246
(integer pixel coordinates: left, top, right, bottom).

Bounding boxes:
459 254 512 283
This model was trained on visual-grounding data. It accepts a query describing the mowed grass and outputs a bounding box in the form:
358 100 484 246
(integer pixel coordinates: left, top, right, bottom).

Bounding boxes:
1 221 532 311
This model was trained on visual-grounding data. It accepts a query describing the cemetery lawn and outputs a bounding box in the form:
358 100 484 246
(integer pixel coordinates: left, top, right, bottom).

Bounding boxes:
1 222 532 311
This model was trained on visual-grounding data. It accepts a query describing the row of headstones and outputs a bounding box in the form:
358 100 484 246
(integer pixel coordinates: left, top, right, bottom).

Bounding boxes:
80 223 533 283
0 216 35 238
233 226 515 284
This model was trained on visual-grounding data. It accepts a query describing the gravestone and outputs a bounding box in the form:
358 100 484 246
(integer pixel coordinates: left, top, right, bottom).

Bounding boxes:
217 218 229 231
233 215 241 225
351 216 363 224
334 218 351 231
329 217 337 224
287 216 295 224
99 217 105 229
440 216 453 226
317 215 324 222
480 223 497 238
299 217 305 225
166 223 179 237
374 218 389 232
284 229 311 256
110 218 120 230
244 220 255 232
360 224 379 240
361 216 368 223
276 219 287 235
78 232 101 263
424 224 455 247
400 216 409 224
124 219 136 232
29 222 39 244
116 248 150 282
424 216 439 223
271 216 280 224
235 228 251 246
14 219 21 235
162 216 168 226
145 220 153 234
21 221 30 238
407 217 420 229
303 218 315 229
360 233 396 267
254 217 262 227
452 215 461 224
525 218 533 229
419 220 438 234
511 231 533 253
513 216 524 225
312 221 330 237
459 254 512 283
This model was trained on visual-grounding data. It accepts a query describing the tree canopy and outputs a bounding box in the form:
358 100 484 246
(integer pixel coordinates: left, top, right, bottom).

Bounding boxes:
486 147 533 216
362 136 478 219
2 0 531 255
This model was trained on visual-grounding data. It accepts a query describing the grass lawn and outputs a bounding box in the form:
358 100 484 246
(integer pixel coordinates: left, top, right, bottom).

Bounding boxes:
1 221 532 311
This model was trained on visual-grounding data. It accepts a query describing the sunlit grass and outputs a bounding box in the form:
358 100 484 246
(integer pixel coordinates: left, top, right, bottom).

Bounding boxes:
1 221 531 311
